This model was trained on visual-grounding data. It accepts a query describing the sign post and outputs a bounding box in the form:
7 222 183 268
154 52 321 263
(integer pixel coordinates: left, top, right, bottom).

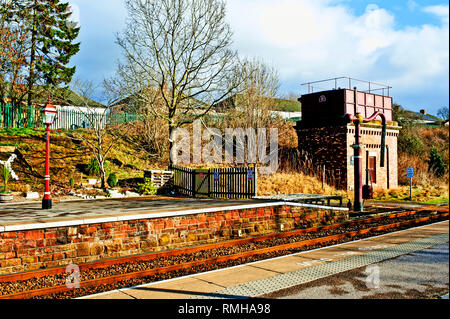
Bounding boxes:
406 167 413 200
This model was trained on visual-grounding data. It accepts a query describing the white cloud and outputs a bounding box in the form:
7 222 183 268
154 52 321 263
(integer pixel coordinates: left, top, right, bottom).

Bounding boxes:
423 4 449 24
226 0 449 111
407 0 418 11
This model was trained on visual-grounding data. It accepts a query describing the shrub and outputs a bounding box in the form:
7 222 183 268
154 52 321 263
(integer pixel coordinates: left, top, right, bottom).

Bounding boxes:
87 157 110 177
428 146 446 177
107 173 118 187
137 178 157 195
69 177 75 188
398 130 425 156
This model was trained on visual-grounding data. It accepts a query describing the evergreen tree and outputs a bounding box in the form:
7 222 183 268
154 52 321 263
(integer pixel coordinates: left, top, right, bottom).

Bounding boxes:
1 0 80 106
428 146 446 178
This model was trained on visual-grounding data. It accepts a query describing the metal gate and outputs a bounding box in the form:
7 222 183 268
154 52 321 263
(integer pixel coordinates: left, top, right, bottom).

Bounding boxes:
170 165 256 199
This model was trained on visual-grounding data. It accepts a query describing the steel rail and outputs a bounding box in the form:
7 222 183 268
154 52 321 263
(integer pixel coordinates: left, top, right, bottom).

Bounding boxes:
0 210 447 299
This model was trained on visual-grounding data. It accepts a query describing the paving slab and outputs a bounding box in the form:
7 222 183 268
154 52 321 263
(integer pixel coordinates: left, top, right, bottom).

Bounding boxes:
0 197 275 228
276 242 449 299
118 277 224 299
244 255 317 273
87 290 135 299
194 264 279 288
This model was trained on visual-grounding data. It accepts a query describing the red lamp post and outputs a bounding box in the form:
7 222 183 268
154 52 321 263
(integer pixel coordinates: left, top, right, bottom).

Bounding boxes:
41 97 57 209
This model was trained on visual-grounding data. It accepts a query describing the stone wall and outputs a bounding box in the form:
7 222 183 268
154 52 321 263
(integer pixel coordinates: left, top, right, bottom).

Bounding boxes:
0 205 348 275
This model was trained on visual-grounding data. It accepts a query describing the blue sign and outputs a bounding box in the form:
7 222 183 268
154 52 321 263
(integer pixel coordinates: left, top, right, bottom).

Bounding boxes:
214 172 219 181
247 169 253 180
406 167 413 178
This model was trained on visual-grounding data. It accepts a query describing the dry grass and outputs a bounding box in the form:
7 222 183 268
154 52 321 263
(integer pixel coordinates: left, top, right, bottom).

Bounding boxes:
375 152 449 203
257 171 347 197
373 183 448 203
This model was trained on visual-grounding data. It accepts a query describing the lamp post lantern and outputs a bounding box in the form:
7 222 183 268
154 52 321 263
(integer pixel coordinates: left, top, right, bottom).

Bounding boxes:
41 96 57 209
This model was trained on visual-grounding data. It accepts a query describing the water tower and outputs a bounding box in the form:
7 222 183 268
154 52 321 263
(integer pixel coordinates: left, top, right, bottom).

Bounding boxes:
295 77 400 192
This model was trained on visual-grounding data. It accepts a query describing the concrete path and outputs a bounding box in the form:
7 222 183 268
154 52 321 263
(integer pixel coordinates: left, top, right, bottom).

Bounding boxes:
274 242 449 299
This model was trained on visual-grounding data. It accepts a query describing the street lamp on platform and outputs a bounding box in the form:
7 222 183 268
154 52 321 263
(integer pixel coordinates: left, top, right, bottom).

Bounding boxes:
41 96 57 209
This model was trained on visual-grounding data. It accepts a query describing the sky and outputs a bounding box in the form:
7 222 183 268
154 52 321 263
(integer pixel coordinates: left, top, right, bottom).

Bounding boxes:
67 0 449 116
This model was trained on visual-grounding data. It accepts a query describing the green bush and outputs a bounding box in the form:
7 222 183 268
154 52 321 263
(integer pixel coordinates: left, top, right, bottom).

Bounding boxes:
0 128 40 136
69 177 75 188
107 173 118 187
428 146 446 177
398 130 426 156
87 157 110 177
137 178 157 195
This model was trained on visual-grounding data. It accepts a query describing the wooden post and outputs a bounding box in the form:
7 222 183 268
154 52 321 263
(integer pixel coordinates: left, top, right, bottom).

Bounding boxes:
409 175 413 201
207 168 210 198
254 166 258 197
191 169 196 198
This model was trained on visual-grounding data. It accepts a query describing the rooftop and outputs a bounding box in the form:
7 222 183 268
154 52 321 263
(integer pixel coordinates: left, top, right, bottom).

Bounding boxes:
301 76 392 97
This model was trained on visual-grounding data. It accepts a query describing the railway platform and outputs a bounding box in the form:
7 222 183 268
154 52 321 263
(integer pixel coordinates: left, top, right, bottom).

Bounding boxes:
0 196 351 275
0 197 271 228
82 220 449 299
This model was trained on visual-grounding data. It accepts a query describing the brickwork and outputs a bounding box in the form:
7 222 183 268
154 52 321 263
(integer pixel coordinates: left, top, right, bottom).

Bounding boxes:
0 205 348 275
296 126 348 188
296 124 399 190
346 124 399 190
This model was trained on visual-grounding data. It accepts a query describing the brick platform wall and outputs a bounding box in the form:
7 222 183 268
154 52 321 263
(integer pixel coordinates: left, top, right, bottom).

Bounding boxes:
0 205 348 275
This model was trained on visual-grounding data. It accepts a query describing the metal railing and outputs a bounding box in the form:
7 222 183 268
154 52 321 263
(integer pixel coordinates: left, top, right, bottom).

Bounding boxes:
0 103 140 130
301 77 392 96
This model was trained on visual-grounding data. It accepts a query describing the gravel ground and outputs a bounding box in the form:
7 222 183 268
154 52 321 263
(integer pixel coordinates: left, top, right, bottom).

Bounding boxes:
264 242 449 299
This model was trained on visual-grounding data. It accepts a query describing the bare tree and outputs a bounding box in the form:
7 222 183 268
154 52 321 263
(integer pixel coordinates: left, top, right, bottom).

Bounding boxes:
437 106 449 120
67 79 124 189
106 0 242 164
203 58 281 169
230 58 280 129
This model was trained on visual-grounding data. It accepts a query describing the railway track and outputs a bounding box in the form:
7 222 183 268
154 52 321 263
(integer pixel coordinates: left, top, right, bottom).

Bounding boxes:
0 206 448 299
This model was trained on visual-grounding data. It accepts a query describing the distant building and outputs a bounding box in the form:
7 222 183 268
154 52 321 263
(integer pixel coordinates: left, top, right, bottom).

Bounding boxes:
214 94 302 122
396 108 444 126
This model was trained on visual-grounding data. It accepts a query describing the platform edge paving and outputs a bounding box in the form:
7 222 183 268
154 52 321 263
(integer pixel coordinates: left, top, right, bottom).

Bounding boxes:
191 232 449 299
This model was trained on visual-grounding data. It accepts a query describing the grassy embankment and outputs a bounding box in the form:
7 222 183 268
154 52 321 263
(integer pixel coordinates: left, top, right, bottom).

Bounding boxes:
0 123 448 204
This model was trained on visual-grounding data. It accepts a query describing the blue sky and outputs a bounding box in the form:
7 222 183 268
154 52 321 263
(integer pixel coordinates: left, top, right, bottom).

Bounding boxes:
68 0 449 116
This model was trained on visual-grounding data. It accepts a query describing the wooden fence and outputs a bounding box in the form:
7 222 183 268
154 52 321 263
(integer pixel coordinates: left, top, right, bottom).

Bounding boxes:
0 103 139 130
170 165 257 199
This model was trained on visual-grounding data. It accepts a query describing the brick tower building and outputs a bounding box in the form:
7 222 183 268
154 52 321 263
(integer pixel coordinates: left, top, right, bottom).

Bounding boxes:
295 78 401 191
